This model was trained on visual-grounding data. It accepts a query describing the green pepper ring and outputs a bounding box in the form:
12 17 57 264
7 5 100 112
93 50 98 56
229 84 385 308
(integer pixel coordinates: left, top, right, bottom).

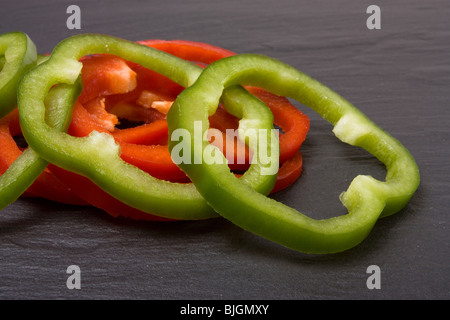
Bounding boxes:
17 34 278 220
167 54 420 254
0 32 37 118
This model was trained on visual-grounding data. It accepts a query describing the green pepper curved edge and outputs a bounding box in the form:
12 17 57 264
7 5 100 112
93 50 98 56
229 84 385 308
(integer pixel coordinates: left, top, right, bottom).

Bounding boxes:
15 33 278 220
0 32 37 118
166 54 420 254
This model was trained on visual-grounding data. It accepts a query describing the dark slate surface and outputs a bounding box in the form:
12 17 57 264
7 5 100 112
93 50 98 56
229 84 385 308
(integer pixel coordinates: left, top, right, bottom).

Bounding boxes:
0 0 448 300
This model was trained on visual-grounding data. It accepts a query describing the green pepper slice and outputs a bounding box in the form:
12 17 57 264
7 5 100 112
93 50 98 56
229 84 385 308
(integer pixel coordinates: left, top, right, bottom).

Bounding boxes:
0 81 82 210
166 54 420 254
0 34 54 210
16 34 278 220
0 32 37 118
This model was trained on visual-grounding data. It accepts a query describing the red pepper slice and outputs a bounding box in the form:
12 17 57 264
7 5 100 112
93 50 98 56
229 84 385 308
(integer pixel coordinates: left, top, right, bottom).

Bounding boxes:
77 54 138 104
270 151 303 193
245 86 309 164
48 163 174 221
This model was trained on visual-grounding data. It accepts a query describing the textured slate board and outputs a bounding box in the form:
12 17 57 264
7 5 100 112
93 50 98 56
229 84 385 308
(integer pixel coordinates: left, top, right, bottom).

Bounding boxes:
0 0 449 300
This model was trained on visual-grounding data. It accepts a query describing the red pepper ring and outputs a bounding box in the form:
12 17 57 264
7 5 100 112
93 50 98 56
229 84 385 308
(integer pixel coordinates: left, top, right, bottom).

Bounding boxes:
269 151 303 193
48 163 174 221
245 86 309 164
137 39 236 64
0 109 87 205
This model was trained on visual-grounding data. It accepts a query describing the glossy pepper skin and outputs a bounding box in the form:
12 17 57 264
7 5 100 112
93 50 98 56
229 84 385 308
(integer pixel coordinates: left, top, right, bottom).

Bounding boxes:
17 34 279 220
0 32 37 118
167 54 420 254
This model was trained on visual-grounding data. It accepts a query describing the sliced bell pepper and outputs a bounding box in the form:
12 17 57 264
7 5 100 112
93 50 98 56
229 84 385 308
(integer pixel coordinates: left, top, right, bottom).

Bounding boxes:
69 88 303 182
137 40 310 164
69 41 308 180
0 79 84 210
245 86 309 164
0 109 87 205
48 39 307 220
77 53 138 104
47 163 175 221
269 151 303 194
166 54 420 253
0 33 88 209
17 34 280 220
0 32 37 118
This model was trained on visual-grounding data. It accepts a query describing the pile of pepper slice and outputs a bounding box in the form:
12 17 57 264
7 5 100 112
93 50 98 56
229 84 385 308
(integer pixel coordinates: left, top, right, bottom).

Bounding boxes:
0 32 419 254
